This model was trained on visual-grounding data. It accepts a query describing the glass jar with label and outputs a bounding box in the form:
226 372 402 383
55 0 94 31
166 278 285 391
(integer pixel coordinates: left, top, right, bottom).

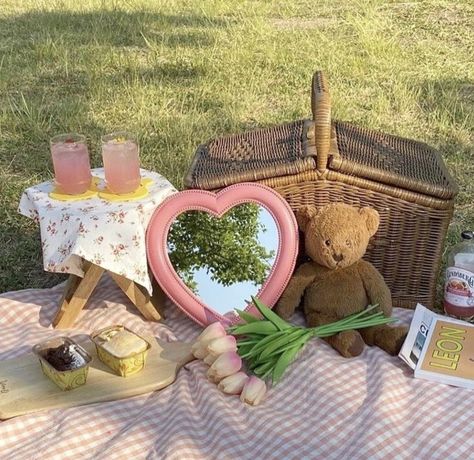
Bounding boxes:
444 231 474 320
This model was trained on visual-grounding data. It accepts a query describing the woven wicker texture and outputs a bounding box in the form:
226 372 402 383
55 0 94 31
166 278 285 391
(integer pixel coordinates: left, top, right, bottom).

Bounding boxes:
186 119 457 201
331 121 458 200
184 71 457 309
184 120 316 190
258 174 453 309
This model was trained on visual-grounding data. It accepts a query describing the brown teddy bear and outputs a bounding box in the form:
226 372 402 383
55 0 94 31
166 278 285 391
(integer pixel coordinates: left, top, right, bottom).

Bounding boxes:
275 202 407 357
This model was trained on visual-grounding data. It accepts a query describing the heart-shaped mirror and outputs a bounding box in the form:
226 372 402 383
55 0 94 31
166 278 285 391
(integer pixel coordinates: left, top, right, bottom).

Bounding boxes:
167 203 277 315
146 183 298 326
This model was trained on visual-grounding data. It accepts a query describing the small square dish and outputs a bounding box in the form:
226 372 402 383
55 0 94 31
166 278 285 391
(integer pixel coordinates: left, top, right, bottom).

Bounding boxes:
91 325 151 377
32 337 92 391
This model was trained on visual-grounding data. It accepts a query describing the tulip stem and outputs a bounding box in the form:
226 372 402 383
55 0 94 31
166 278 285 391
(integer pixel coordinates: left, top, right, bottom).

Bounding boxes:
233 300 399 386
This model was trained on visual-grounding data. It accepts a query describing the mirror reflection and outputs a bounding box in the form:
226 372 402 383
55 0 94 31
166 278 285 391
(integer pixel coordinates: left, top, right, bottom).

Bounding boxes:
167 203 278 315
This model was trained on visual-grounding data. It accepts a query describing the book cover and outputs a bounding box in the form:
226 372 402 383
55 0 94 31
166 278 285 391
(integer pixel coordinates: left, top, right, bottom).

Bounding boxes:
414 318 474 390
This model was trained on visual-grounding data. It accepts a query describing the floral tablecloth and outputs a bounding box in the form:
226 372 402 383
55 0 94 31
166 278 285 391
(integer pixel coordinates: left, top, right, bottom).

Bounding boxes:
18 168 176 294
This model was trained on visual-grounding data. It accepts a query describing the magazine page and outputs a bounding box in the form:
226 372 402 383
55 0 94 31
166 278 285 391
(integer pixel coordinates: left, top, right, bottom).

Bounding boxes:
414 317 474 390
398 304 436 369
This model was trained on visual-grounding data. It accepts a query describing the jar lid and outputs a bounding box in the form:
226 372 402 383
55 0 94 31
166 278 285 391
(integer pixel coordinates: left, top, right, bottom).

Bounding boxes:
461 230 473 240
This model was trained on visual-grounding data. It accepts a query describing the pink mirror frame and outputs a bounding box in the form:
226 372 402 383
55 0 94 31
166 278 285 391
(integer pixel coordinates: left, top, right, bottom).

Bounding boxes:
146 183 298 326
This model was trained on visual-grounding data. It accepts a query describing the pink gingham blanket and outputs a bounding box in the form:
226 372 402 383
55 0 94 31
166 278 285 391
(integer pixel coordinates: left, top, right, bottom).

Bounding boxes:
1 278 473 460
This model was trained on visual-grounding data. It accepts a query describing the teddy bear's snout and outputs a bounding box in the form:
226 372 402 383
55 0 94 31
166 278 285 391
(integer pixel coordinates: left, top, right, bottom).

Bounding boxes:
332 252 344 263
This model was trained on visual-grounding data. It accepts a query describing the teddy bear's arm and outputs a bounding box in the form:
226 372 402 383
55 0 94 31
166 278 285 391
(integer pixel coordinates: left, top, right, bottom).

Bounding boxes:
358 261 392 316
274 262 320 320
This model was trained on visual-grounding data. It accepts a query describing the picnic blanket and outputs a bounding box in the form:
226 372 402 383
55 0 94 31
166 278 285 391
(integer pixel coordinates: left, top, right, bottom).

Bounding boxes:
0 277 473 460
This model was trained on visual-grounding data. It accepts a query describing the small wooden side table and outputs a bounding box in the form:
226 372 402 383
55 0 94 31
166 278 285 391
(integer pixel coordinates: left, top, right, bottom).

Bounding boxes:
52 260 167 329
18 168 176 329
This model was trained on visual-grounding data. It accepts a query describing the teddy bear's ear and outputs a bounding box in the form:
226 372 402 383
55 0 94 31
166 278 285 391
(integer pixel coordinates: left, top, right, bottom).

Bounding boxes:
359 207 380 236
295 205 319 231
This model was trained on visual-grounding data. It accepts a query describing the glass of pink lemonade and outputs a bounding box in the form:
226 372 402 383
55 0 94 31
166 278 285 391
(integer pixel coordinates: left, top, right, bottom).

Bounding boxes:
50 133 92 194
101 132 141 194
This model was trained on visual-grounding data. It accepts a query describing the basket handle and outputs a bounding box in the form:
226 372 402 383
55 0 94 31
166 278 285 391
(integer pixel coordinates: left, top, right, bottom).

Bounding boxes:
311 71 332 172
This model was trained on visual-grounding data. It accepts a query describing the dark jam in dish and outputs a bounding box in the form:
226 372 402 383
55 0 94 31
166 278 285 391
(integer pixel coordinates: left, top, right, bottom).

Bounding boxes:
44 343 86 371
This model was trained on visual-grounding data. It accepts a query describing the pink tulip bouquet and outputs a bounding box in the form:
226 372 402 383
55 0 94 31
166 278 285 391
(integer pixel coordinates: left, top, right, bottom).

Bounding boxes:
192 297 394 406
191 322 267 406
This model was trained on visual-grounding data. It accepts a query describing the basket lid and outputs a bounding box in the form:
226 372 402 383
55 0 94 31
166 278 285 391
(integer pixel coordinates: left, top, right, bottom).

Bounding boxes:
330 121 458 200
184 119 320 190
184 119 457 200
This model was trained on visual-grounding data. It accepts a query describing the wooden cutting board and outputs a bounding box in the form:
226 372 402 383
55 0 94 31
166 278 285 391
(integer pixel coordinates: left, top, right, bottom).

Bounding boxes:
0 337 194 420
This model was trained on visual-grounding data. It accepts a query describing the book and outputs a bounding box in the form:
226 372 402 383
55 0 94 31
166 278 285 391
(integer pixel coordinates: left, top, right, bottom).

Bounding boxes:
415 317 474 389
399 304 474 390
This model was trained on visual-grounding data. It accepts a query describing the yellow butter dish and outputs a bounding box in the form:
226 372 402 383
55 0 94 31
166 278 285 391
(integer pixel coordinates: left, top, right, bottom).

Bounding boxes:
32 337 92 391
91 325 151 377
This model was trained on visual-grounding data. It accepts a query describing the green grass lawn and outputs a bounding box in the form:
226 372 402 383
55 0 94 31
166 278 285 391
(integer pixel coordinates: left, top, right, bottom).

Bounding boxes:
0 0 473 294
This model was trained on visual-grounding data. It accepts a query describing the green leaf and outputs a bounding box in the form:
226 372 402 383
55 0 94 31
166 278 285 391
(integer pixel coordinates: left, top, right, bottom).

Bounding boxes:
266 331 312 361
272 342 304 384
249 347 281 369
265 337 309 358
235 309 260 323
236 333 261 342
238 334 284 360
253 359 276 377
236 339 260 346
258 328 307 360
251 296 291 331
231 320 279 335
261 366 274 380
243 330 289 357
236 343 254 356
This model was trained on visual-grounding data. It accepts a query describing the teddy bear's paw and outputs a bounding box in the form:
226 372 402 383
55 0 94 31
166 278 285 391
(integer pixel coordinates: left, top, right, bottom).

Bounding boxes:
327 330 365 358
375 325 408 356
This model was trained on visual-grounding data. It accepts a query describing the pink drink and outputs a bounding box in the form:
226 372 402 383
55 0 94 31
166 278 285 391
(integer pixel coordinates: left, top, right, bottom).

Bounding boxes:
50 134 92 194
102 132 141 194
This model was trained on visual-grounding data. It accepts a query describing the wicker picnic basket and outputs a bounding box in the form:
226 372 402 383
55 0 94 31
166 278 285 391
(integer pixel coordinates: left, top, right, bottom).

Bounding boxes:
184 71 458 309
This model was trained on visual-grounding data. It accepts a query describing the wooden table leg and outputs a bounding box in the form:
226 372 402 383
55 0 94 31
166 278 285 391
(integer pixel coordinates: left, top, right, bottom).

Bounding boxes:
109 273 164 322
53 261 166 328
150 278 168 319
53 262 105 329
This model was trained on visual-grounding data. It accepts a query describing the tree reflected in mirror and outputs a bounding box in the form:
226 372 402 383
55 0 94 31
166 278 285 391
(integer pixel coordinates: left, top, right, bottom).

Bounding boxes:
167 204 277 313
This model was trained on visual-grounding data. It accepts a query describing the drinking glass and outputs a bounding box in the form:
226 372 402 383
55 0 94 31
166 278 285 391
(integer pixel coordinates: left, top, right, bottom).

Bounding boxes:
101 132 141 194
50 133 92 195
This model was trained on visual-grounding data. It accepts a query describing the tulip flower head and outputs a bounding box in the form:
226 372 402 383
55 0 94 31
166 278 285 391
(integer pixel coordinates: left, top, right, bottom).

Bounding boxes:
240 376 267 406
207 335 237 356
203 353 218 366
207 351 242 383
191 322 227 359
217 372 248 395
197 322 227 342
